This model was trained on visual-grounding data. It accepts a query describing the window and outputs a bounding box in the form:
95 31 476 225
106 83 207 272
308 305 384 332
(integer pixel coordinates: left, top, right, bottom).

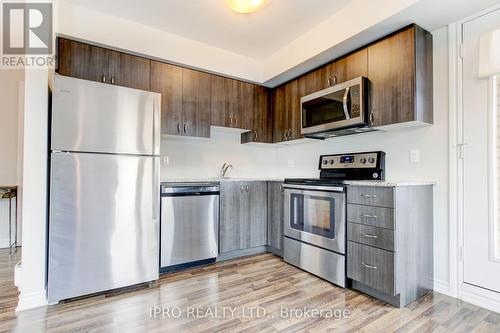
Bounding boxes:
495 75 500 258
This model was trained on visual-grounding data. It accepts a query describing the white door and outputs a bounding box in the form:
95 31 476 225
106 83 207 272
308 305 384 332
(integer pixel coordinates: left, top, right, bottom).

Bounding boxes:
463 8 500 293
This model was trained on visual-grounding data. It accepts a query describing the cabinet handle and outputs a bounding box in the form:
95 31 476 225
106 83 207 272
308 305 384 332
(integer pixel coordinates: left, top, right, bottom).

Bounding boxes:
361 262 378 270
183 124 187 134
254 131 258 141
177 123 181 134
110 75 115 85
361 194 377 198
246 185 249 192
327 75 337 87
102 74 107 83
230 116 233 126
240 185 244 193
288 129 293 140
234 116 237 126
361 214 377 219
370 111 374 126
361 233 379 239
280 185 284 194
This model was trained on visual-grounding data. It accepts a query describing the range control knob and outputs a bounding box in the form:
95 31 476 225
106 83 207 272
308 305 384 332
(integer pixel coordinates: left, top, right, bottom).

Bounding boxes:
323 160 328 165
368 157 376 164
329 160 334 165
360 158 367 164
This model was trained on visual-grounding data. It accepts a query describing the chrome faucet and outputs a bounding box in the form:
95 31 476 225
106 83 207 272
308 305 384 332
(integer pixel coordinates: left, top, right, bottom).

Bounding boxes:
220 163 233 179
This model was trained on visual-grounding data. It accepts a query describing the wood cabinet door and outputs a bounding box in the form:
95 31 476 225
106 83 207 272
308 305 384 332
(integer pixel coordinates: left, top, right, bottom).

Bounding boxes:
220 182 243 253
253 86 271 143
267 182 284 253
304 66 328 95
182 68 212 138
108 51 151 91
150 61 183 135
345 48 368 81
210 76 230 127
57 38 109 83
272 85 288 143
237 81 254 130
247 182 268 248
368 27 415 126
285 79 303 140
324 59 346 86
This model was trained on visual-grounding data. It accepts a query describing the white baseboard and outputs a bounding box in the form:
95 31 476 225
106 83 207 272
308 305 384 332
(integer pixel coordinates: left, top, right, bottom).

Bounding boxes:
16 290 48 312
461 283 500 314
434 279 451 296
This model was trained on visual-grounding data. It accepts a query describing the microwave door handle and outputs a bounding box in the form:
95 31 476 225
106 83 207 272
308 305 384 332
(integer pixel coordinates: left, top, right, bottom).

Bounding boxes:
343 87 350 120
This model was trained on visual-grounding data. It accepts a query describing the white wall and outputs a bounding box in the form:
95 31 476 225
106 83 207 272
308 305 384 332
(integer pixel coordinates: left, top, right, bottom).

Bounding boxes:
160 27 451 291
161 128 279 180
0 69 23 247
16 68 49 311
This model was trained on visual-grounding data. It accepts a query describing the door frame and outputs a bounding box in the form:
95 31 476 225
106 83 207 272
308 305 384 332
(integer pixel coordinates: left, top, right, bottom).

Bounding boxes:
449 4 500 313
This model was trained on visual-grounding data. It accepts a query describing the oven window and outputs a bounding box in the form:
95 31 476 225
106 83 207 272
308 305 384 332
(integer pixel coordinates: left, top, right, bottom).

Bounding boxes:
290 193 335 238
302 89 350 128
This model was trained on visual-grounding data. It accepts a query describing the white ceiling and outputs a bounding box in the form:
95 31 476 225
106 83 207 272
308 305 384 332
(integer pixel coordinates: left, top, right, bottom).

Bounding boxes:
64 0 351 60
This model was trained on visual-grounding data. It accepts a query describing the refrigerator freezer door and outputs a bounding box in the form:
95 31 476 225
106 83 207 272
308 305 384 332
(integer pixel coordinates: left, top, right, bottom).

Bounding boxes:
48 152 160 303
52 75 160 156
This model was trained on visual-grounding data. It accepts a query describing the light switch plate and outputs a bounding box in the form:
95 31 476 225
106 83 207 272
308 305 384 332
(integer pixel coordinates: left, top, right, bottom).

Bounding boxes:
287 159 295 168
409 150 420 163
162 156 170 166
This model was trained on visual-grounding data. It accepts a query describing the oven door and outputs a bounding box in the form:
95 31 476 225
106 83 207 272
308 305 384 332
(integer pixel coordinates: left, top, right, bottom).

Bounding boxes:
284 184 346 254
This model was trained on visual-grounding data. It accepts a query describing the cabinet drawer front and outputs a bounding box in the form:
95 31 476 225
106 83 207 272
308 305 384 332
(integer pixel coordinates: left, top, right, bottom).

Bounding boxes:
347 204 394 229
347 241 396 295
347 223 394 251
347 186 394 208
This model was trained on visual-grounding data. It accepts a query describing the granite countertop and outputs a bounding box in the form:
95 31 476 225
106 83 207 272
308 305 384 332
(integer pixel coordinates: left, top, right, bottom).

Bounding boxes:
160 177 284 183
343 180 436 187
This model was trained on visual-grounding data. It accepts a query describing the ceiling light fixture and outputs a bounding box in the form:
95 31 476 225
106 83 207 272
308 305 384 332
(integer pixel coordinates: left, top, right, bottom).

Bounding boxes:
225 0 267 14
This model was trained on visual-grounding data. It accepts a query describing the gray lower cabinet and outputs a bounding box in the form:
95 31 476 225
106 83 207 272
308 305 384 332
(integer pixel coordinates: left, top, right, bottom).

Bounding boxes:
346 185 433 308
267 181 284 256
219 181 267 254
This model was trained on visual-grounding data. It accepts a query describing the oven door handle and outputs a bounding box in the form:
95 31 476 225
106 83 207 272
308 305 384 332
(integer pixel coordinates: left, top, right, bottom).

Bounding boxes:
283 184 345 192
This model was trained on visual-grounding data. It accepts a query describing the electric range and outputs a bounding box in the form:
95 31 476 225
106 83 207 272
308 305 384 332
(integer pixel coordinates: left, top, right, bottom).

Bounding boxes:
282 151 385 287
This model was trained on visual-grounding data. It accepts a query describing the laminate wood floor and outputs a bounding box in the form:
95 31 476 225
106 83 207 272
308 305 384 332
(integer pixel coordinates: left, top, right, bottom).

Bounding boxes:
1 249 500 332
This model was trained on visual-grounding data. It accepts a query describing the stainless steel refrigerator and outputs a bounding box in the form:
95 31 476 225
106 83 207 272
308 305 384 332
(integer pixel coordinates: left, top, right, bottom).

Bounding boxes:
47 75 161 303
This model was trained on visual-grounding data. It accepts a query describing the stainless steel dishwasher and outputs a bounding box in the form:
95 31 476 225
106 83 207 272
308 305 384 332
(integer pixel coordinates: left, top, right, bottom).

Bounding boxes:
160 183 219 271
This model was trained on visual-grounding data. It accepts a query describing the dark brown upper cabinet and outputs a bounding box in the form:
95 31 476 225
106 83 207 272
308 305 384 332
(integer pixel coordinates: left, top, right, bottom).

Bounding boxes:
150 61 183 136
210 76 255 131
210 75 236 128
367 25 433 127
272 85 287 143
108 51 151 91
57 38 109 83
57 38 150 91
241 86 272 144
182 68 212 138
237 81 255 131
151 62 211 138
304 66 327 95
345 48 368 81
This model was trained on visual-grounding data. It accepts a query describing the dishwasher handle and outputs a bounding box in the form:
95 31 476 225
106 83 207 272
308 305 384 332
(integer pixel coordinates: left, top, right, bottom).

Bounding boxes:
161 191 220 197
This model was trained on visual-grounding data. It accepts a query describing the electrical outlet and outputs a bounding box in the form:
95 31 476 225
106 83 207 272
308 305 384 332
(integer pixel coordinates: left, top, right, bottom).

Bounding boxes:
162 156 170 166
287 159 295 168
409 150 420 163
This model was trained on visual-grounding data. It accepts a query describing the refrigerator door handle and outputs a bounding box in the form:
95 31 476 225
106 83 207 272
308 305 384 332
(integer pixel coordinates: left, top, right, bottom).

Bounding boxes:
153 157 160 221
153 96 161 156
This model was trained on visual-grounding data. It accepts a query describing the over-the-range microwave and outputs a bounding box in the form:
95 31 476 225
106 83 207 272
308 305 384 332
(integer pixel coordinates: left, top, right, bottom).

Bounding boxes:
300 76 373 139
